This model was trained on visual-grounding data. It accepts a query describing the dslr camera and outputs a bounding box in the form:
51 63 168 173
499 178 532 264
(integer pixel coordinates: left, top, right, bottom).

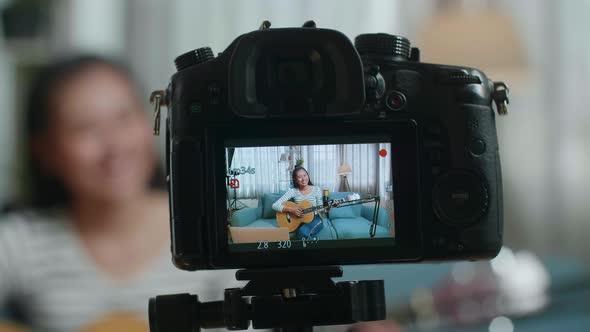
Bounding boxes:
152 22 508 271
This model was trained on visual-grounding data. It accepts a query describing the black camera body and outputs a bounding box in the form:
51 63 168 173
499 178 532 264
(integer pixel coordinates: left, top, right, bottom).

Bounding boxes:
162 26 506 270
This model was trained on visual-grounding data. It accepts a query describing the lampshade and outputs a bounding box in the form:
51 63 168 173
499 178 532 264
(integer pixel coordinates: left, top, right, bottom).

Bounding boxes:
416 8 529 90
279 153 288 162
337 164 352 175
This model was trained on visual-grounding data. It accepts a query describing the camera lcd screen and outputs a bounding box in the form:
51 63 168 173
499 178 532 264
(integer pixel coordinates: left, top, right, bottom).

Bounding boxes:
225 139 395 252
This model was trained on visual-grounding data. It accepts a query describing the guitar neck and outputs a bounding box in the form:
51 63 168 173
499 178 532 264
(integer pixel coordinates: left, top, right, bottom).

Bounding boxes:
300 196 379 214
301 204 328 214
300 198 345 214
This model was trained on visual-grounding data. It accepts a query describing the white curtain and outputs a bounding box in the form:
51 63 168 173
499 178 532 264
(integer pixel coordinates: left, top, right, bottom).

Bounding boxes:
342 143 392 199
229 146 283 198
231 143 391 199
301 144 340 193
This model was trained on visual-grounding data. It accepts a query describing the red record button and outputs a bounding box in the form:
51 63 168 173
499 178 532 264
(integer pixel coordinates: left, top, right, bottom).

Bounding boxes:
386 91 407 110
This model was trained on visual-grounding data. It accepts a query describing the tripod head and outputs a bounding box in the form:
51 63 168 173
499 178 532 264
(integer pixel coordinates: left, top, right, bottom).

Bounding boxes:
149 266 385 331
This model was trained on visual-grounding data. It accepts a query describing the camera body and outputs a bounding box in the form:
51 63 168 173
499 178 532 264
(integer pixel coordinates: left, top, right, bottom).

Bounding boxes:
163 26 505 270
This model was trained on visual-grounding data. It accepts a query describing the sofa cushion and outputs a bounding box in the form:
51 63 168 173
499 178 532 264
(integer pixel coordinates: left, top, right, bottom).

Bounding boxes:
262 193 284 219
230 208 259 227
249 218 280 228
329 192 362 218
361 205 391 228
331 217 392 239
256 197 263 219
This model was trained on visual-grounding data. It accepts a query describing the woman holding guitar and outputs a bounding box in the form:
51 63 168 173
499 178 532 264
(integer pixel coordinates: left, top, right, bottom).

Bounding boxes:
272 167 326 239
0 56 236 332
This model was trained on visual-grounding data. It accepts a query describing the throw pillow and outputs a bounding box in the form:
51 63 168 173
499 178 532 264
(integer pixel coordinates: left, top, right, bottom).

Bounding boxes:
262 192 285 219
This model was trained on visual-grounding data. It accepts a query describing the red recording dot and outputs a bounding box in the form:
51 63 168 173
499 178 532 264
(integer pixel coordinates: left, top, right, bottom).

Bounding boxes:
379 149 387 157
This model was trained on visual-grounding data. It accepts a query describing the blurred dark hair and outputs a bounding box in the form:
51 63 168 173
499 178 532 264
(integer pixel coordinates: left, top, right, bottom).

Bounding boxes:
9 55 165 212
291 167 314 189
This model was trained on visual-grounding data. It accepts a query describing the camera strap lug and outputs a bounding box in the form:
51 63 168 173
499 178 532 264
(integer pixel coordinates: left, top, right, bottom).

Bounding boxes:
259 20 271 30
150 90 167 135
492 82 509 116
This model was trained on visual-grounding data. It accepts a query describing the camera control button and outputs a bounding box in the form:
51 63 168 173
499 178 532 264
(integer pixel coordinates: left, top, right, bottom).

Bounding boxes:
431 166 441 176
437 70 482 85
189 103 202 114
447 242 465 252
208 83 220 95
386 91 407 110
469 139 486 156
208 83 221 105
432 236 446 247
429 149 442 162
366 76 377 88
433 171 489 226
426 124 441 136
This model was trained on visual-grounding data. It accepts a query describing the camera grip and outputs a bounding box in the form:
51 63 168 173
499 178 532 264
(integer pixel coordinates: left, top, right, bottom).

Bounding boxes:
169 138 207 270
461 104 503 252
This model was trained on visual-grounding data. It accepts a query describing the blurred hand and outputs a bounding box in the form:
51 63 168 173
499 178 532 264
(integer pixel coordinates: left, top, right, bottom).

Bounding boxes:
288 207 304 218
347 320 402 332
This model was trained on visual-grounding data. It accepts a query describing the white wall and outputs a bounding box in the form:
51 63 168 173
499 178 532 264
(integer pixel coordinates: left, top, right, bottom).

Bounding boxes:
51 0 126 56
125 0 402 94
0 26 16 205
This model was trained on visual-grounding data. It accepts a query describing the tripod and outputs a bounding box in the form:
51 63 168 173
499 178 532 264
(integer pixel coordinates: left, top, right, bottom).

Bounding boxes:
149 266 385 331
227 174 248 211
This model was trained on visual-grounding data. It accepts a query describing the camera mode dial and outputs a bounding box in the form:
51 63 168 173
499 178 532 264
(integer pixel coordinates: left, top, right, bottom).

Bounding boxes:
174 47 215 71
355 34 411 60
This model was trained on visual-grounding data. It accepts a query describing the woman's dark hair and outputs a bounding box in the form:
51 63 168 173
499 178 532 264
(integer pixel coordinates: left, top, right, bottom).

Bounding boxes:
15 54 165 211
291 167 314 189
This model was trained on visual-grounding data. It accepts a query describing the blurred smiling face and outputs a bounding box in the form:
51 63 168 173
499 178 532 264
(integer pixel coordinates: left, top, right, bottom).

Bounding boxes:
37 65 156 203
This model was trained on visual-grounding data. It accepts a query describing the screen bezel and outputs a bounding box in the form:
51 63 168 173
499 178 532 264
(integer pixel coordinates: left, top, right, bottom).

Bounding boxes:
207 120 422 268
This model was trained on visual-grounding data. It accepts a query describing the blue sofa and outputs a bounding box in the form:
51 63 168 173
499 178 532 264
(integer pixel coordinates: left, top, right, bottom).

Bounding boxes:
230 191 392 240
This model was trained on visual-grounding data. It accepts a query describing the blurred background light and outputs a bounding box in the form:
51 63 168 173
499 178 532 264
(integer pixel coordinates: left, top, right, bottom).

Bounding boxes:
489 316 514 332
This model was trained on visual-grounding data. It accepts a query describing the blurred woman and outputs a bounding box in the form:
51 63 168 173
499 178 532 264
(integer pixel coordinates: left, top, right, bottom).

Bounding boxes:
0 56 234 332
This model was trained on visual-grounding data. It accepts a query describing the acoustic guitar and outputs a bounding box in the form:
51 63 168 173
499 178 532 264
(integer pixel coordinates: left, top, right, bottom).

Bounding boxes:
0 312 148 332
275 194 360 232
